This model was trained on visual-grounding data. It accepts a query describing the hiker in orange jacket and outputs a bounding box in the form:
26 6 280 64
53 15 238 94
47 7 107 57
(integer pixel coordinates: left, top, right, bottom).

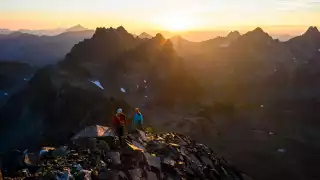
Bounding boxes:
112 108 127 146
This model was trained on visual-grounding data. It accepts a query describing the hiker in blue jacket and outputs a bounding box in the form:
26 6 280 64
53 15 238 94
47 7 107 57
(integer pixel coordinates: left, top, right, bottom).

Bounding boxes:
132 108 144 130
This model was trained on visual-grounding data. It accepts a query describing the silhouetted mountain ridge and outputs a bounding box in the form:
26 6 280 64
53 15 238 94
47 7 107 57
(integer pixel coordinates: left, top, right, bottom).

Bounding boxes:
65 24 88 32
0 30 94 66
138 32 153 39
304 26 320 36
226 31 241 41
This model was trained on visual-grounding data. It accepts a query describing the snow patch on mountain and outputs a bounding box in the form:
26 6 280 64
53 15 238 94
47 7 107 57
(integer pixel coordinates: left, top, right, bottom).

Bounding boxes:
90 80 104 89
120 88 126 93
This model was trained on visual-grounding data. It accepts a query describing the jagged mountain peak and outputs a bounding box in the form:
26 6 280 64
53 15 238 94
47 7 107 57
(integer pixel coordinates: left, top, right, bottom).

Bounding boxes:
226 31 241 41
153 33 166 44
92 26 132 39
304 26 319 36
155 33 165 40
248 27 270 37
66 24 88 32
138 32 153 39
116 26 128 34
253 27 264 33
241 27 273 42
63 26 138 66
227 31 241 37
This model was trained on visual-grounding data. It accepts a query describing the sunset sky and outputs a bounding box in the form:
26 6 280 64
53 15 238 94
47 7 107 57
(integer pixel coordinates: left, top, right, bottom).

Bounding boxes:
1 0 319 32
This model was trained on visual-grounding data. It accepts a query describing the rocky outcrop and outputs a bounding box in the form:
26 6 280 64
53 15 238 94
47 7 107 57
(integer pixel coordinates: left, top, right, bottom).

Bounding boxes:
0 128 249 180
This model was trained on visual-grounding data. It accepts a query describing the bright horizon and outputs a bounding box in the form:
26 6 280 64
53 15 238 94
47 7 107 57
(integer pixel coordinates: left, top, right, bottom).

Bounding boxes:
1 0 320 33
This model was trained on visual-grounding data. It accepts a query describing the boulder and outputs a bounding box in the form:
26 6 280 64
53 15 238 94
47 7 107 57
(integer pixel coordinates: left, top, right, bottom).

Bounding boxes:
128 169 142 180
98 169 118 180
144 153 161 170
106 152 121 166
71 125 116 141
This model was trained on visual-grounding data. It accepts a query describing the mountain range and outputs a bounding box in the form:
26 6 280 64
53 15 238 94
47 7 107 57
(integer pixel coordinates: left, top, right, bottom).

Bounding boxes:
0 25 320 180
0 29 94 66
0 25 310 67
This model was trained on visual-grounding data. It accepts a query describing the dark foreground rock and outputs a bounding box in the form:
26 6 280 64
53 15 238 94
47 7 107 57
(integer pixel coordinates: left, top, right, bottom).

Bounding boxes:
0 128 250 180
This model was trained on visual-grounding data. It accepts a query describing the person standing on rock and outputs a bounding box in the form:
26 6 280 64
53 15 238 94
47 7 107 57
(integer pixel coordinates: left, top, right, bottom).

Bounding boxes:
112 108 127 147
132 108 144 130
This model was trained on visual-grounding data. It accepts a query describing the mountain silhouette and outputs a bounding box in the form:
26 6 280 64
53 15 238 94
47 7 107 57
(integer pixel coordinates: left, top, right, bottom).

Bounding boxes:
65 24 88 32
0 28 11 35
226 31 241 41
304 26 320 36
138 32 153 39
0 30 94 66
286 26 320 61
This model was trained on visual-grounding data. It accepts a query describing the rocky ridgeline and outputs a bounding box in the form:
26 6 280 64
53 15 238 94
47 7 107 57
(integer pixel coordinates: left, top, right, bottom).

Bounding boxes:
0 128 249 180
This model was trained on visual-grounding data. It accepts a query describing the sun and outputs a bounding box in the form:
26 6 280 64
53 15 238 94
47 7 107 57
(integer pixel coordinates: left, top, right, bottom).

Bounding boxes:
154 13 194 32
162 16 192 32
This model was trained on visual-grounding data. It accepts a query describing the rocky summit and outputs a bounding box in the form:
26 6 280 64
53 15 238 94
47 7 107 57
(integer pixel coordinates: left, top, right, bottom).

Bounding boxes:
0 126 248 180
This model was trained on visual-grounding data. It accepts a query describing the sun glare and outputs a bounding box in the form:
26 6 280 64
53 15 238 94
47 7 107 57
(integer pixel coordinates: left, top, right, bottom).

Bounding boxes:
155 13 194 32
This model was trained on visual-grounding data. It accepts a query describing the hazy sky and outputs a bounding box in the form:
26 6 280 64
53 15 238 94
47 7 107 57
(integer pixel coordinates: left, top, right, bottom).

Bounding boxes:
1 0 319 31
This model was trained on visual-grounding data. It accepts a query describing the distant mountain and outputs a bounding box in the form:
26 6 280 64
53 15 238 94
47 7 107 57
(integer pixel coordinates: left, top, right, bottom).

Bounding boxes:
0 29 11 35
65 24 88 32
16 28 66 36
138 32 153 39
170 30 241 58
0 30 94 66
10 25 90 36
286 26 320 61
226 31 241 41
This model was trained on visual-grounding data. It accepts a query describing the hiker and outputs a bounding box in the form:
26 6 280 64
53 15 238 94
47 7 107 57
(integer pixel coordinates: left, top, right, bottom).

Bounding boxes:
112 108 127 147
132 108 144 130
